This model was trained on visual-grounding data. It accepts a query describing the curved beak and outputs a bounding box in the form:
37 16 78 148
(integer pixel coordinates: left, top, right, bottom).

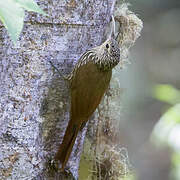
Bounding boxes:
109 15 116 39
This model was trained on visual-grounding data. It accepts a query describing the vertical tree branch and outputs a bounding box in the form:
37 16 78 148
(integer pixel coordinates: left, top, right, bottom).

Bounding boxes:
0 0 117 179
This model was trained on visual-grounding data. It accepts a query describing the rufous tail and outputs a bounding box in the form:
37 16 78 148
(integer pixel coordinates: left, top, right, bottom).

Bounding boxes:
55 119 81 170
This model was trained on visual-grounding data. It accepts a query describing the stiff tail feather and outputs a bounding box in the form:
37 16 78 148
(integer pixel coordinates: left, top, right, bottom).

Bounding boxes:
55 119 81 170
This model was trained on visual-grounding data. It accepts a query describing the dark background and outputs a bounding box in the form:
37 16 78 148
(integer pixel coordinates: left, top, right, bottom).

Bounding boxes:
118 0 180 179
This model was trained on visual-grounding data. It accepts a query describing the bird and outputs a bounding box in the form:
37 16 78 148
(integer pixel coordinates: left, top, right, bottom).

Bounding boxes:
54 16 121 170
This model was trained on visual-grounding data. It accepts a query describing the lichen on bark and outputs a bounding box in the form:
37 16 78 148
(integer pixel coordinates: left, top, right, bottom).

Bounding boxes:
0 0 117 179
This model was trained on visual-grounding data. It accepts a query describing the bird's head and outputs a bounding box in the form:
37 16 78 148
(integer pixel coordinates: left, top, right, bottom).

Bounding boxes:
90 16 120 70
93 37 120 71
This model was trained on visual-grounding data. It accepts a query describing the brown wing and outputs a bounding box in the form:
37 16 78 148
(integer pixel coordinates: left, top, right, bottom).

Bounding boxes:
55 61 112 168
70 61 112 125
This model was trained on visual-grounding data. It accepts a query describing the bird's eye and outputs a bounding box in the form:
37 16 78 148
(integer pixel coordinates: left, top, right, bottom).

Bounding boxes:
106 44 109 49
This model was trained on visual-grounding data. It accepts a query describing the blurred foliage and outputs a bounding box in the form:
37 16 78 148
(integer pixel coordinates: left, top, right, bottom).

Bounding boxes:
121 174 136 180
171 152 180 179
152 84 180 142
152 84 180 180
0 0 46 44
154 84 180 105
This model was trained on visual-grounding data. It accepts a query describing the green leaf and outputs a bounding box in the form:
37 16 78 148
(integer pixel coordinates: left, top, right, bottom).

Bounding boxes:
172 152 180 166
0 0 47 44
164 104 180 124
0 0 24 44
171 152 180 180
15 0 47 16
151 104 180 147
153 84 180 105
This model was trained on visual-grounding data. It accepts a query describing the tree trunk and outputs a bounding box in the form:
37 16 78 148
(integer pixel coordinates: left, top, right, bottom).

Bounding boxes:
0 0 116 179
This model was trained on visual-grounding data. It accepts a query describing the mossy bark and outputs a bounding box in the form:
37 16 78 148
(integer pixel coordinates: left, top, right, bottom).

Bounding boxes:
0 0 116 179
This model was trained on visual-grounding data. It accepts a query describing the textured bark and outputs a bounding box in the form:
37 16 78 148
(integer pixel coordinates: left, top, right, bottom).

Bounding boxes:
0 0 116 179
79 3 143 180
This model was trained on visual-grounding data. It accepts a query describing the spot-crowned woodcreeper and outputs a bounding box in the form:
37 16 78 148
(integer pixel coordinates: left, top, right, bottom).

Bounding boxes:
54 17 121 170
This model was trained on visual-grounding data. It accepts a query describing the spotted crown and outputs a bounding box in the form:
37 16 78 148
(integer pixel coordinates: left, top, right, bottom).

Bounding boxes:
67 38 120 81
